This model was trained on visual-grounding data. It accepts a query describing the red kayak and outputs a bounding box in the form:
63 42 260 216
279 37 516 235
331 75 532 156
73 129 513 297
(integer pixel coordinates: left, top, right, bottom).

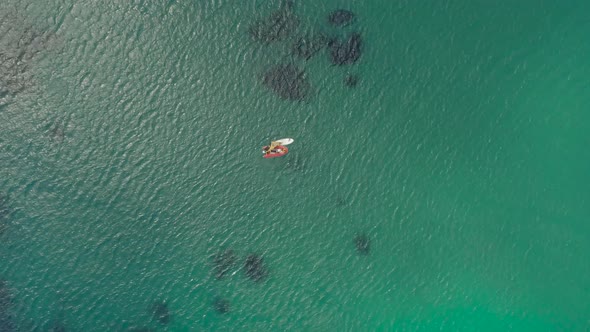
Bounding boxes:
262 145 288 158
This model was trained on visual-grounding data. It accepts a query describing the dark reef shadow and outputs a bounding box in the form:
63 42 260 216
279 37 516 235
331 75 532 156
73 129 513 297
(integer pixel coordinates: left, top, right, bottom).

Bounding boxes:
249 1 299 43
291 33 329 61
149 300 171 325
328 9 356 27
343 74 359 88
212 297 230 314
354 233 370 255
328 32 362 66
261 64 311 101
243 254 268 282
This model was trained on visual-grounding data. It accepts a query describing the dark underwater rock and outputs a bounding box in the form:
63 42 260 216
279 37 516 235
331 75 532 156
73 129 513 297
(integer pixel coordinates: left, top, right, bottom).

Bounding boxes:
50 125 65 143
244 254 268 282
344 74 359 87
249 4 299 43
262 64 310 100
354 234 370 255
212 249 237 280
149 301 170 325
328 10 355 26
292 34 328 60
329 33 362 65
213 297 230 314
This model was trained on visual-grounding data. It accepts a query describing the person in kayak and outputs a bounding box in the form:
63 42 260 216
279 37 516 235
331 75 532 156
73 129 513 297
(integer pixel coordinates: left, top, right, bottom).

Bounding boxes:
263 141 281 154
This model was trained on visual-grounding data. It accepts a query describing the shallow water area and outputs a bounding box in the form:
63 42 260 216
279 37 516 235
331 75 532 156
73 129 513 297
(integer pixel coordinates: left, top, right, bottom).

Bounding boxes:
1 0 589 331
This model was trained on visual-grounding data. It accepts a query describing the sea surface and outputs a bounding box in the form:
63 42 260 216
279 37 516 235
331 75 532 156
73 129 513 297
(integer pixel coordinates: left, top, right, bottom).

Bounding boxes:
1 0 589 331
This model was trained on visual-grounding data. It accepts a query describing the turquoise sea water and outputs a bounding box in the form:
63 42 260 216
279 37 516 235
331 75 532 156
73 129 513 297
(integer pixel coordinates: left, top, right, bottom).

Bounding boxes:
1 0 589 331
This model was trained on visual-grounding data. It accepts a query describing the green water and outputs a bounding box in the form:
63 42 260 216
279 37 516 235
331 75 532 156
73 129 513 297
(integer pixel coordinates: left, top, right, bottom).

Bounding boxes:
1 0 589 331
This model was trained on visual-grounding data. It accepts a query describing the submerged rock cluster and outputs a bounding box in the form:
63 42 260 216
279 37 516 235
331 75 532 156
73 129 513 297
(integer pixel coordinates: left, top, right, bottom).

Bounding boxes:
328 32 362 66
211 249 269 283
247 2 364 99
328 10 355 27
292 34 329 60
249 2 299 43
206 249 270 316
244 254 268 282
262 64 310 101
149 301 171 325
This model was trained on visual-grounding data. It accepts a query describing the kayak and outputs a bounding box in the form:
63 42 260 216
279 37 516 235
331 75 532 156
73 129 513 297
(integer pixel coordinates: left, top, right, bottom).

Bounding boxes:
262 145 288 158
275 138 294 145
